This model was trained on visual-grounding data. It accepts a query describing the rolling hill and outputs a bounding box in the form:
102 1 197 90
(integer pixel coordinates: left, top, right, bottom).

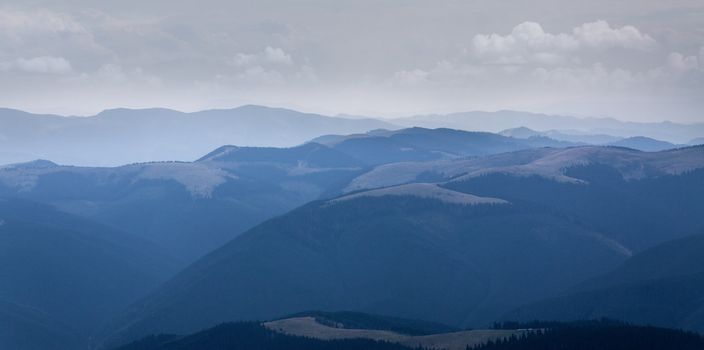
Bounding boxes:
114 311 525 350
498 127 682 150
503 233 704 332
499 126 622 144
347 145 704 250
103 145 704 346
0 143 367 262
0 199 177 350
264 315 525 350
0 128 579 262
105 188 627 345
606 136 679 152
313 127 576 165
113 322 419 350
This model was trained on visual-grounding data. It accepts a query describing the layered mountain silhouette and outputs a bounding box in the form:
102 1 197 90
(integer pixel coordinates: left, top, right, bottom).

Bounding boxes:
3 106 702 167
689 137 704 145
396 110 704 144
2 125 703 350
499 126 622 144
606 136 679 152
0 128 580 262
0 105 396 166
0 143 367 262
499 127 681 151
312 128 576 165
104 145 704 346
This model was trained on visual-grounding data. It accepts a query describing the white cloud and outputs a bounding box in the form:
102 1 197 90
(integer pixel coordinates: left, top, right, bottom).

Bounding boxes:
0 8 87 39
644 47 704 86
573 20 655 50
263 46 294 65
472 21 578 57
230 47 294 67
393 69 429 86
666 51 699 71
1 56 73 74
470 20 655 65
96 63 128 81
231 53 257 67
390 20 670 92
223 46 309 86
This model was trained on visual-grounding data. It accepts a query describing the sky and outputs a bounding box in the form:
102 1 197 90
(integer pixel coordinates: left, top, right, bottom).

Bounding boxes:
1 0 703 122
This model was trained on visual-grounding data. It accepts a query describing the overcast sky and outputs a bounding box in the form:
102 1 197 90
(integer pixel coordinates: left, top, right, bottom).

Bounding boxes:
1 0 703 122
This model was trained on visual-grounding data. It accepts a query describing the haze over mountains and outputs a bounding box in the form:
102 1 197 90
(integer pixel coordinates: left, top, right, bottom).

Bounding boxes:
1 106 703 350
0 106 396 166
394 111 704 145
0 127 583 263
5 0 704 348
2 106 702 166
103 145 704 345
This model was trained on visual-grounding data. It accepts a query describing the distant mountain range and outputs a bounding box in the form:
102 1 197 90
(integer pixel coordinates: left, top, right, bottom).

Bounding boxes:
690 137 704 145
394 110 704 144
0 106 396 166
2 106 702 166
499 127 683 151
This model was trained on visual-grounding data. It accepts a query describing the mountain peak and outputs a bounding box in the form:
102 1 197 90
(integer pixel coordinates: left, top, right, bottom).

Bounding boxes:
4 159 59 169
499 127 543 139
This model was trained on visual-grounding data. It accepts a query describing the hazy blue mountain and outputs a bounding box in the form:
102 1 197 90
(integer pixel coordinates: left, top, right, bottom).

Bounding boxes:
498 127 545 139
395 110 704 144
499 127 622 144
199 142 365 168
0 198 178 350
0 128 579 263
503 233 704 332
545 131 623 145
500 127 682 151
689 137 704 145
606 136 679 151
345 146 704 215
0 143 368 263
313 127 577 165
0 105 397 166
105 189 627 345
442 146 704 251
